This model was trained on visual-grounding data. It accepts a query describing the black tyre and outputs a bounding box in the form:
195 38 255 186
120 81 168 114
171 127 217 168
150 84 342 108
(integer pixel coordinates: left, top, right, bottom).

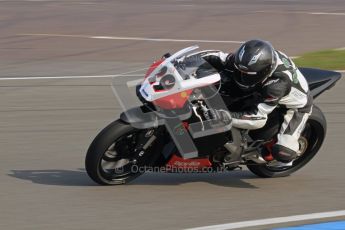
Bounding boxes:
85 120 161 185
247 105 326 178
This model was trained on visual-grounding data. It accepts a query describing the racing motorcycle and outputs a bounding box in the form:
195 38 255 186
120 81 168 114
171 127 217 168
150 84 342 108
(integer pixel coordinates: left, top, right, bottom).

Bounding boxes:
85 46 341 185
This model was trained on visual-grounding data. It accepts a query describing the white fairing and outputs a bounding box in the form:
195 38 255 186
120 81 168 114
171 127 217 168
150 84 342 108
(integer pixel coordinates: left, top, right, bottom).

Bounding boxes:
139 46 221 102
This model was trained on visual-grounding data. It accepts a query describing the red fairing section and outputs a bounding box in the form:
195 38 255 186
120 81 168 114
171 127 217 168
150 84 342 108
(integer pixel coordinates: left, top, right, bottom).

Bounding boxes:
152 89 193 110
166 154 212 170
145 60 164 78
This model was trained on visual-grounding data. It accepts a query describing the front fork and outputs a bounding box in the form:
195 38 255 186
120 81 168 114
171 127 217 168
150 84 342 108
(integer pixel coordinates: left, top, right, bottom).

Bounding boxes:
131 126 167 165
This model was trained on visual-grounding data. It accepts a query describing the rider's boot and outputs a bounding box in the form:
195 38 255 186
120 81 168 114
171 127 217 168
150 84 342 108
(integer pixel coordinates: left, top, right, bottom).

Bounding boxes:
269 144 297 167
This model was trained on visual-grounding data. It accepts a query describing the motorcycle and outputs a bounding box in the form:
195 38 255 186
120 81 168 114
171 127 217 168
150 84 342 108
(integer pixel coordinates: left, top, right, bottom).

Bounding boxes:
85 46 341 185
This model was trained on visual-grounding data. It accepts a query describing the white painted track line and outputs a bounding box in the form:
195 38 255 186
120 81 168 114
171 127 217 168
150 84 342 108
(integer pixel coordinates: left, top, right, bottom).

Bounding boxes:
186 210 345 230
1 70 343 81
0 67 147 81
310 12 345 16
18 33 244 44
255 11 345 16
0 74 143 81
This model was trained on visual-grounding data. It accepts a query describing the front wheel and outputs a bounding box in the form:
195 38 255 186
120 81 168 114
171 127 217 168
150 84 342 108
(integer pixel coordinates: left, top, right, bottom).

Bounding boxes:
85 120 162 185
247 105 326 178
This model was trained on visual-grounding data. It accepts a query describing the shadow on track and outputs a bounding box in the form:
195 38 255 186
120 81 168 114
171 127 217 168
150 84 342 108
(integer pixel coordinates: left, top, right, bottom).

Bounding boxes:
130 171 258 188
8 169 258 188
8 169 95 186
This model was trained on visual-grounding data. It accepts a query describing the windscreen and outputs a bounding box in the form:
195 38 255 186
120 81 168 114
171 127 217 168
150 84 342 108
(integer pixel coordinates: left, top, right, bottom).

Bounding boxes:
175 53 219 80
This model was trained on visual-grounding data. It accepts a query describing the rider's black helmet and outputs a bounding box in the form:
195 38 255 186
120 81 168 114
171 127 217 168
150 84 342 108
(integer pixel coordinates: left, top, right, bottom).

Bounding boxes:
233 39 277 89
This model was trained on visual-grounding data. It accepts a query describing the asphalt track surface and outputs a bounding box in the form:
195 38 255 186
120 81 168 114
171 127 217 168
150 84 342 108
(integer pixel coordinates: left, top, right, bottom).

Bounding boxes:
0 0 345 229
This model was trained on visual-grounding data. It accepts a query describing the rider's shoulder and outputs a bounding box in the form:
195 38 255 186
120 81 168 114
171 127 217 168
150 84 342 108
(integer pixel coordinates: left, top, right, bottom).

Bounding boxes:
263 73 290 89
274 50 296 71
262 74 291 98
275 50 292 60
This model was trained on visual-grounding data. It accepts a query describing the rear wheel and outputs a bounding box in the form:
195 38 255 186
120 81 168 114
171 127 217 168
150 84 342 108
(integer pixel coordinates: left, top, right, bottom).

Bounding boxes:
85 120 162 185
247 105 326 178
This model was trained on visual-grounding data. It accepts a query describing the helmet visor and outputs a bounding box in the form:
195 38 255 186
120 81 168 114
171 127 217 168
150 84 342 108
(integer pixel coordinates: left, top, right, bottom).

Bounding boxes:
234 63 268 89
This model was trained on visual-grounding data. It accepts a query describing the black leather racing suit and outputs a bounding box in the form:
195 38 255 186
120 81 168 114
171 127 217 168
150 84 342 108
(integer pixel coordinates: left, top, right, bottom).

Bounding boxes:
203 50 313 162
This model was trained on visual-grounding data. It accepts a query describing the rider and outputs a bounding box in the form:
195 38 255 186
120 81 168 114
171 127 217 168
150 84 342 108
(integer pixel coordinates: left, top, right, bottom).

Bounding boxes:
203 39 313 166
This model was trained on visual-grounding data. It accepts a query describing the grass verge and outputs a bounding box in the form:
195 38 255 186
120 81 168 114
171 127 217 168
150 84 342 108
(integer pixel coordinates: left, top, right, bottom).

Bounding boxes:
293 49 345 70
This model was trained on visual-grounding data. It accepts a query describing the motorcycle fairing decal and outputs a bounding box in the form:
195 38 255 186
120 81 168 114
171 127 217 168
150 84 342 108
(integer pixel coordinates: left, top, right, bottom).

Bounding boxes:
139 46 221 105
144 59 189 109
166 154 212 170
